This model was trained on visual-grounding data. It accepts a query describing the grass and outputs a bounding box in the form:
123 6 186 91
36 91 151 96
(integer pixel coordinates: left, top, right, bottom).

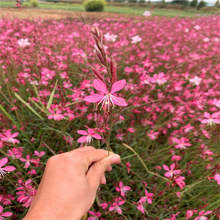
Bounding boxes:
0 1 220 17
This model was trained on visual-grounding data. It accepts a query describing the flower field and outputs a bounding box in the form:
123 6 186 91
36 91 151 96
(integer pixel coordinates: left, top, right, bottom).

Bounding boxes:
0 15 220 219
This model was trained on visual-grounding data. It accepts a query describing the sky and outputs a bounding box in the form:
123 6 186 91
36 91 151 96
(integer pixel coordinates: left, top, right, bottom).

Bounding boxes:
152 0 217 5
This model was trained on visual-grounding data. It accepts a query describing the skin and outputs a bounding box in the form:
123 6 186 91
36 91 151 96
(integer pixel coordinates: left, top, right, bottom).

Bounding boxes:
23 146 121 220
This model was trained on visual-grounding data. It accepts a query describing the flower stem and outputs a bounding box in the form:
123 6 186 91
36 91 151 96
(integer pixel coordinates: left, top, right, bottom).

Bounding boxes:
122 143 170 182
106 114 114 155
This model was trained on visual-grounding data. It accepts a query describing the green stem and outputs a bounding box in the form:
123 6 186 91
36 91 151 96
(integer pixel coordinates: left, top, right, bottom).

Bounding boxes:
106 114 114 154
122 143 169 182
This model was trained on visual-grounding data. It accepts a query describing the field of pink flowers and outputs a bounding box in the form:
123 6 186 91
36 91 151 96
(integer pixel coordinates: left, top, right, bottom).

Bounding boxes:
0 15 220 219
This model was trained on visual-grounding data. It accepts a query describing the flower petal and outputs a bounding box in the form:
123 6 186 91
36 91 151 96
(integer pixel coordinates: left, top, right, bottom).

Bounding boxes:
91 133 102 140
3 166 16 172
111 79 126 94
84 94 103 103
77 130 88 135
162 164 169 171
93 79 108 93
77 136 87 143
111 95 128 107
170 163 175 170
2 212 12 217
0 157 8 168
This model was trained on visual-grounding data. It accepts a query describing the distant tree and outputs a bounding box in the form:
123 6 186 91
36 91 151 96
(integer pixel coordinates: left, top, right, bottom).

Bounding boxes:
172 0 189 6
190 0 198 7
197 0 207 9
215 0 220 6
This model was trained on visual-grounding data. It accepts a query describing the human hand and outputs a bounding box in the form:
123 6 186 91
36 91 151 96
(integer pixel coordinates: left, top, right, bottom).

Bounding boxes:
23 146 121 220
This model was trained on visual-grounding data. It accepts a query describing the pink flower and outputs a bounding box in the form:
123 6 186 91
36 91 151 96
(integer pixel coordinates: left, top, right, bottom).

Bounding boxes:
0 205 12 219
126 162 131 173
34 151 45 157
172 137 191 149
0 194 14 206
0 157 16 178
127 127 136 133
214 173 220 185
8 147 23 159
88 211 101 220
147 130 159 140
116 181 131 197
16 179 36 208
48 109 64 121
84 79 127 112
77 128 102 143
201 112 220 125
171 155 182 161
151 72 167 85
0 130 19 144
212 99 220 108
137 189 154 213
144 189 154 204
186 210 195 219
63 136 74 145
163 163 181 178
174 176 185 189
137 201 145 213
109 197 125 214
20 155 39 169
194 210 212 220
99 202 108 210
165 212 180 220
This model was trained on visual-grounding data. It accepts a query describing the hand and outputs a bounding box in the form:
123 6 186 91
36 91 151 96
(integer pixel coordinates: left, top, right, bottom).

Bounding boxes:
23 146 121 220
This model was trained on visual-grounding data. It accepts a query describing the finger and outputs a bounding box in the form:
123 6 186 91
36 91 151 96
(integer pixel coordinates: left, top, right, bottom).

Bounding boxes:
87 154 120 191
100 175 106 184
106 165 112 172
73 146 95 152
81 149 115 169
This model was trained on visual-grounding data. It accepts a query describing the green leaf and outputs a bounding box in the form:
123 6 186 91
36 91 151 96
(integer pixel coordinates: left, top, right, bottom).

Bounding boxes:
47 80 58 110
14 93 44 120
0 104 30 142
30 98 48 114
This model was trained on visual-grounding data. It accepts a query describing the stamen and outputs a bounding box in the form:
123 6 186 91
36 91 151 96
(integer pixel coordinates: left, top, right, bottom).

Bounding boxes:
86 135 92 143
0 168 6 178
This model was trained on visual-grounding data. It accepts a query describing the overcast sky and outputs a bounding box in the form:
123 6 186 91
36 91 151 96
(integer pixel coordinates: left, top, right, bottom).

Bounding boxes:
153 0 217 5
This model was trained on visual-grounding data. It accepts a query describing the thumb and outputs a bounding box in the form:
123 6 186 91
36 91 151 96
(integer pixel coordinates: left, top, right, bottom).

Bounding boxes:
86 153 120 191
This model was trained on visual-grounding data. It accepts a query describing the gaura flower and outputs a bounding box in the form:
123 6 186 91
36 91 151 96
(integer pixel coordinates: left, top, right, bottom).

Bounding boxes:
17 38 30 48
143 10 151 16
214 173 220 185
116 181 131 197
77 128 102 144
84 79 127 111
0 157 16 178
201 112 220 125
131 35 142 44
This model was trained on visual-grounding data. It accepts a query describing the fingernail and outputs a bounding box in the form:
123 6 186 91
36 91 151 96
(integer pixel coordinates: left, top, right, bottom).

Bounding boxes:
109 154 120 161
102 176 106 184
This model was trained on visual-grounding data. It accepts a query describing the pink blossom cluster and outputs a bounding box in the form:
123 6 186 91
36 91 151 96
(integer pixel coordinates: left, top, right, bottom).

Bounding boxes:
0 16 219 219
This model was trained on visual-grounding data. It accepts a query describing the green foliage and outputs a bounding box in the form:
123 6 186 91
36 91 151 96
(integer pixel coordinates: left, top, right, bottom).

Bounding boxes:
197 0 207 9
29 0 39 7
190 0 198 7
172 0 189 6
83 0 106 12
